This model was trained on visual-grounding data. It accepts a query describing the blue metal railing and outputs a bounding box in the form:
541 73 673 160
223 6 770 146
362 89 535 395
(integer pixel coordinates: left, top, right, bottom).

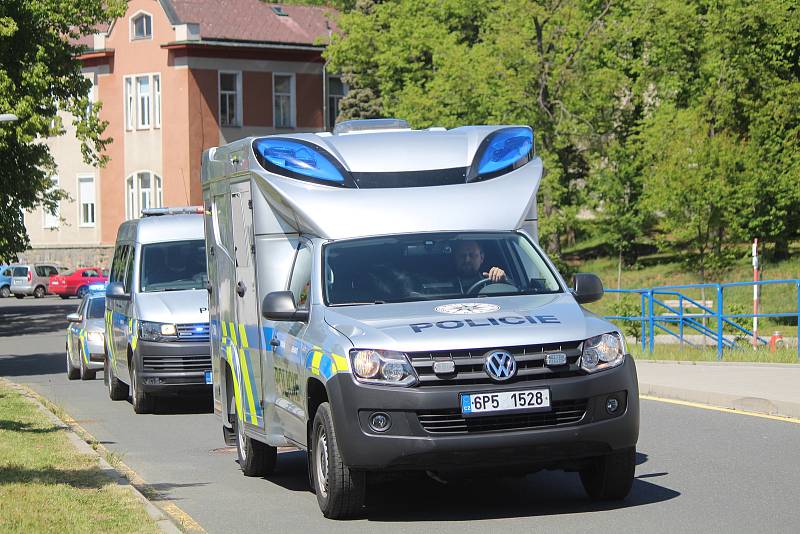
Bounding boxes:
603 279 800 360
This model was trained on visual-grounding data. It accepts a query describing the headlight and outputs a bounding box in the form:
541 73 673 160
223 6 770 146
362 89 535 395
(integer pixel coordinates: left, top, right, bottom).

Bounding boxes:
87 331 104 344
139 321 178 342
581 332 625 373
349 349 418 387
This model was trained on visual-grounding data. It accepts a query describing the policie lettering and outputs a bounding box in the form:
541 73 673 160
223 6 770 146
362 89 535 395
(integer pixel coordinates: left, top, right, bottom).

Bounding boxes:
409 315 560 333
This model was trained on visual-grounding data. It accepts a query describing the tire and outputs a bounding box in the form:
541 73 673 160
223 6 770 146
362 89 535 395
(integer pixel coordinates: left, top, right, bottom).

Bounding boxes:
0 285 9 298
310 402 365 519
77 286 88 299
33 285 46 298
105 354 128 401
580 447 636 501
59 294 71 300
234 406 277 477
14 294 24 299
130 357 154 414
66 346 80 380
79 350 96 381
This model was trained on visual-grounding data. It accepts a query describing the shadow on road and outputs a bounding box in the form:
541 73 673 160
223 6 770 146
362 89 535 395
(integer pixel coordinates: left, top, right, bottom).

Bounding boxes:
0 302 76 337
260 449 679 521
0 352 64 377
152 395 214 415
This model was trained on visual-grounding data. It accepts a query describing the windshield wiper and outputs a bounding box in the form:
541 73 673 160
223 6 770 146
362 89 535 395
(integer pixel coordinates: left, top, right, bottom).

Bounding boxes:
332 300 386 306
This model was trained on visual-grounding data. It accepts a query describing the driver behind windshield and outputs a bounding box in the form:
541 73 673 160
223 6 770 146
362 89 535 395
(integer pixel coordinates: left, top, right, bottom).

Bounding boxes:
453 240 507 293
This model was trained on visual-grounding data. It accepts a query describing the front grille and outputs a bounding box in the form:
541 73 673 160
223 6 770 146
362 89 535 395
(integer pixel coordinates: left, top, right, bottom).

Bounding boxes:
417 399 588 434
176 323 210 342
142 355 211 373
408 342 583 386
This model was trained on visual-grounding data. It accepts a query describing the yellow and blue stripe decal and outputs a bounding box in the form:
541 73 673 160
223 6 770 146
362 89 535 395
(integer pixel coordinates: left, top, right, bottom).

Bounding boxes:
79 329 90 365
305 348 349 379
219 320 263 426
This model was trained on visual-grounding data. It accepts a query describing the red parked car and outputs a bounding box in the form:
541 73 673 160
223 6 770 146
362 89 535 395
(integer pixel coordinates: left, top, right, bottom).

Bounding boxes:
49 267 108 299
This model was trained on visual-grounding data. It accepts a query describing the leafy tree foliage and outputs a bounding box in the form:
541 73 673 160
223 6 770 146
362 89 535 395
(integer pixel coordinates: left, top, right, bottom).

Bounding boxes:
0 0 124 263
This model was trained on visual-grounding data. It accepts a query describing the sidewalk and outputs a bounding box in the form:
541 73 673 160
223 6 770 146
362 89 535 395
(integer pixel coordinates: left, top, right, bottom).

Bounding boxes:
636 360 800 419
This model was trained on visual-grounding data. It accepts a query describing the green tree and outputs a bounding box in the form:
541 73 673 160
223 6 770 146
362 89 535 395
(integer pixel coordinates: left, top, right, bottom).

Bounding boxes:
0 0 124 263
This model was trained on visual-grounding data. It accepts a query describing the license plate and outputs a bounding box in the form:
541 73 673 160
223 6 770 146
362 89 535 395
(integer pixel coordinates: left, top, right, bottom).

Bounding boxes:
204 370 212 384
461 388 550 416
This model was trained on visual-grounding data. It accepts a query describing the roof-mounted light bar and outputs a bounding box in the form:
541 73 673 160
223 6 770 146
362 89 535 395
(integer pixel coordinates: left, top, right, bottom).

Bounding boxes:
333 118 410 135
141 206 204 217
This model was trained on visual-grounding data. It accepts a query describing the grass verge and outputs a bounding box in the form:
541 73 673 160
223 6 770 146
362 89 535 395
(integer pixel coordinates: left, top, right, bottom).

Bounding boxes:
631 345 799 364
0 381 160 534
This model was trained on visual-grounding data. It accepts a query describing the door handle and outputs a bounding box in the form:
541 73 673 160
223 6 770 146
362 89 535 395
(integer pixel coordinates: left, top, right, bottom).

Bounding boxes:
236 281 246 297
270 337 280 348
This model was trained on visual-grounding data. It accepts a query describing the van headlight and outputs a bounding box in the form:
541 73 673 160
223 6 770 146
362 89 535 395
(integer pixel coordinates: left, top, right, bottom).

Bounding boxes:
139 321 178 342
349 349 418 387
581 332 625 373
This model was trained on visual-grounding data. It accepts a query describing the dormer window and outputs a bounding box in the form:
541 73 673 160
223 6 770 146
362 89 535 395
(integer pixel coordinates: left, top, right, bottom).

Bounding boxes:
131 13 152 40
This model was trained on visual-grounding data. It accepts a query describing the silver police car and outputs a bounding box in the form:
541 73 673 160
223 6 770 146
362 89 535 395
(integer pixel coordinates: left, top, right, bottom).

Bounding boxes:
66 287 106 380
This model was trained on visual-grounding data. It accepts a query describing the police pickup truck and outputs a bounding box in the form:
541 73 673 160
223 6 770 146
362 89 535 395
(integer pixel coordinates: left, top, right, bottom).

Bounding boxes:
201 119 639 519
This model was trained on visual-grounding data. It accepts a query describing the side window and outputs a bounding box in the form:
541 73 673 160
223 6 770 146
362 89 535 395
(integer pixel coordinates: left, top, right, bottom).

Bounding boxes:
288 242 312 309
35 265 47 277
1 269 9 277
77 297 88 315
109 245 125 283
48 266 58 276
123 246 136 293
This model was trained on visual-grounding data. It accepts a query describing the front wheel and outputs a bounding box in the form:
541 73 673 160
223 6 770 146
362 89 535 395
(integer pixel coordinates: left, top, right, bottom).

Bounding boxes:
130 357 154 414
79 351 96 381
234 407 276 477
310 402 365 519
66 346 79 380
105 354 128 400
580 447 636 501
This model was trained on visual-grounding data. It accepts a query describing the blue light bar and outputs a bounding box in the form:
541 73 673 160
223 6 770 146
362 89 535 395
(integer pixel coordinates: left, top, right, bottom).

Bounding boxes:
254 138 345 183
476 127 533 176
88 282 107 293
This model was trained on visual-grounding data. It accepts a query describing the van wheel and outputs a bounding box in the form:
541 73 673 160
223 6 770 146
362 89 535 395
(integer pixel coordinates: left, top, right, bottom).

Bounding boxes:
33 286 45 298
66 347 80 380
79 351 96 380
105 354 128 401
130 358 154 414
311 402 365 519
0 285 9 298
234 408 276 476
580 447 636 501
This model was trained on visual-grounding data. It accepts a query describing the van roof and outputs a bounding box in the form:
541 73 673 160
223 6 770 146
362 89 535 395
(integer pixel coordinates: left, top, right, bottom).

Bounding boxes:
116 213 204 245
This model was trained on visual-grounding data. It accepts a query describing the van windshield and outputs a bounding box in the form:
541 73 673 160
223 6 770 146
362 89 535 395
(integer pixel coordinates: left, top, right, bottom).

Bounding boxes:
323 232 562 306
139 239 207 292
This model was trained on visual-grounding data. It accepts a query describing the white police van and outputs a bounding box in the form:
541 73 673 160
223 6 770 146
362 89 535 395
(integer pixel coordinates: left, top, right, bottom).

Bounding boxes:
202 119 639 518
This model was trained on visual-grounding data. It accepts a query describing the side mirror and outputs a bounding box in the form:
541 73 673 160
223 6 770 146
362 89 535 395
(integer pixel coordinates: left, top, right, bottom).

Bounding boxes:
262 291 309 322
66 313 82 322
106 282 130 301
572 273 604 304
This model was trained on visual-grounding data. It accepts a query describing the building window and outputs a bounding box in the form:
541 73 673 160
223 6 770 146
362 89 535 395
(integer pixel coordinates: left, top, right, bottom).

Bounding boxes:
85 74 96 119
327 76 347 129
153 74 161 128
136 75 151 128
125 171 162 219
43 175 60 228
274 74 295 128
131 13 152 40
219 72 240 127
78 175 95 227
124 77 134 130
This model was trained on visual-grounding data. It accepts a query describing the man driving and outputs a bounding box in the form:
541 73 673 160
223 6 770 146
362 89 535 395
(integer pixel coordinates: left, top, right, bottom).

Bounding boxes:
453 240 507 293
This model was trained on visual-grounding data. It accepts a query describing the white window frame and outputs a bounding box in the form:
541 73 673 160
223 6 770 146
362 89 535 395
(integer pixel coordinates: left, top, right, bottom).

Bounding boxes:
78 174 96 227
218 71 242 127
43 175 60 229
327 76 348 129
125 171 162 220
124 76 134 130
130 11 153 41
85 73 96 119
273 73 296 129
136 75 151 129
153 74 161 128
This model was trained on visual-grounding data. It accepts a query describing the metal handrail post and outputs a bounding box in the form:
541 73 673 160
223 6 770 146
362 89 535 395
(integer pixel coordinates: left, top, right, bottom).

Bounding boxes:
679 294 684 348
640 292 646 352
796 282 800 361
648 290 655 353
716 284 724 360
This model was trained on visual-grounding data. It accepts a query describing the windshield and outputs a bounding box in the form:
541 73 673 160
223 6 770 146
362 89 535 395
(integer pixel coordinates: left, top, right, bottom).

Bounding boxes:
323 232 562 305
87 297 106 319
140 239 207 292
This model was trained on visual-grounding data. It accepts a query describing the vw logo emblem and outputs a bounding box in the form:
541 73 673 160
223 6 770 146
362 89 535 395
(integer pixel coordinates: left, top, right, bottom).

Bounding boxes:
484 350 517 381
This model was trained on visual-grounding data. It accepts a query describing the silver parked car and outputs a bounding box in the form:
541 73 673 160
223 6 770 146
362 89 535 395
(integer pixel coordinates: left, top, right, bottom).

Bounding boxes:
66 291 107 380
10 263 59 298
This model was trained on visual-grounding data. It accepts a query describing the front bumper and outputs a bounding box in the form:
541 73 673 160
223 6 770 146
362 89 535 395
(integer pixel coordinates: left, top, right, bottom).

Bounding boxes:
325 356 639 471
85 339 105 370
135 340 212 395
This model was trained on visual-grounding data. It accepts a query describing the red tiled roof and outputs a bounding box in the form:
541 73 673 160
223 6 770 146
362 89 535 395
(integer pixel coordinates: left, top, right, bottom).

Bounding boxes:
166 0 336 46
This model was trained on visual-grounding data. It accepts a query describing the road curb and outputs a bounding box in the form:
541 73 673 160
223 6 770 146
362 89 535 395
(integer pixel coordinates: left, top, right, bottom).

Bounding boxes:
1 378 201 534
639 382 800 420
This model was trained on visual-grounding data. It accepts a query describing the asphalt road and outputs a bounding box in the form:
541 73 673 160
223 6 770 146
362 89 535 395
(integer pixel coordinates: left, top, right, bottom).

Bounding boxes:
2 297 799 533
